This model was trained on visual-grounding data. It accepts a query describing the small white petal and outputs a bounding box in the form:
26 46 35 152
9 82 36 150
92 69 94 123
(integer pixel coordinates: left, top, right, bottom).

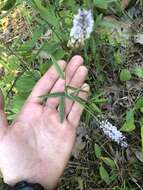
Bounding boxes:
69 8 94 47
99 120 128 148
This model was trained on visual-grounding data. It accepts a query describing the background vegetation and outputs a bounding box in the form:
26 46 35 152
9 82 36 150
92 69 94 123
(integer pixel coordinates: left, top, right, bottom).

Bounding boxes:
0 0 143 189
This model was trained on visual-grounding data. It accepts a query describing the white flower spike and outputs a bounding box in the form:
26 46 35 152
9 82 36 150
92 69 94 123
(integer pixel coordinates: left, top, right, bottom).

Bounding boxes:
68 9 94 48
99 120 128 148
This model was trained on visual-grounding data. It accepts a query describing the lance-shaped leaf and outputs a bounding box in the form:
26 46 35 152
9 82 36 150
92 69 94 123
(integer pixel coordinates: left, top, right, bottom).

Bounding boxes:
40 92 65 123
65 93 86 107
40 92 65 102
59 95 65 123
50 55 65 79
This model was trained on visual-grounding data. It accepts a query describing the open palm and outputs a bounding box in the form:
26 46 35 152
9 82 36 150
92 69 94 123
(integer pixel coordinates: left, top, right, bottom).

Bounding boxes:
0 56 89 190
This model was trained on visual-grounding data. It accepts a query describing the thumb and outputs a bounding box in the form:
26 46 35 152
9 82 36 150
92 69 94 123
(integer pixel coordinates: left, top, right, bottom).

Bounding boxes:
0 89 8 133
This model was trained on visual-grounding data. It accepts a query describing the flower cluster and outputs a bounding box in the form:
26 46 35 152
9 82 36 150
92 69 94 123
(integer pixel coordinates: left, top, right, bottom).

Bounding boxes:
99 120 128 148
68 9 94 48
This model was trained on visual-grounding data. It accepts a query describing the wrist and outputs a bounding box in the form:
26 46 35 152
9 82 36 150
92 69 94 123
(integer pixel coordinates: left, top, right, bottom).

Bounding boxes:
4 181 44 190
3 173 58 190
0 159 59 190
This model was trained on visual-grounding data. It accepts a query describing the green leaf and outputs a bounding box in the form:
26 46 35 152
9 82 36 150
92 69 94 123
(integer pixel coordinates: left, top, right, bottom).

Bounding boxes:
94 143 102 158
65 93 94 117
59 95 65 123
53 49 67 61
50 55 65 79
8 56 19 70
66 85 79 91
40 92 65 101
65 94 85 107
120 110 135 132
135 97 143 109
126 110 134 123
41 90 86 105
12 93 28 113
109 174 118 183
90 103 101 114
133 67 143 79
38 41 60 56
121 122 135 132
33 0 59 27
99 165 110 184
120 69 132 82
93 0 117 9
63 0 77 11
141 127 143 152
114 50 122 65
1 0 16 10
101 157 116 168
16 71 40 93
40 92 65 123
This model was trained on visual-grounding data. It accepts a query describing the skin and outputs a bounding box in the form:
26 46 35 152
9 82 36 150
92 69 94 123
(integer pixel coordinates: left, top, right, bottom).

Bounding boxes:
0 55 89 190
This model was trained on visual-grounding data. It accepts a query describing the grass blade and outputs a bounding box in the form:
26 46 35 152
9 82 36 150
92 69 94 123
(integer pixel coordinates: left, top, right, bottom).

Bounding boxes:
65 93 86 106
40 92 65 101
59 95 65 123
50 55 65 79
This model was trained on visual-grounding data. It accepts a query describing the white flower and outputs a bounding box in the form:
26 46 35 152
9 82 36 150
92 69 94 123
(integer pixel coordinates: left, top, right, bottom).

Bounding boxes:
134 33 143 45
99 120 128 148
68 9 94 47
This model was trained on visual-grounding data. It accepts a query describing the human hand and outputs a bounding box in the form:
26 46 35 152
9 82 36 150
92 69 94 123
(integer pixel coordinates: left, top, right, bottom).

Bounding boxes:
0 55 89 190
